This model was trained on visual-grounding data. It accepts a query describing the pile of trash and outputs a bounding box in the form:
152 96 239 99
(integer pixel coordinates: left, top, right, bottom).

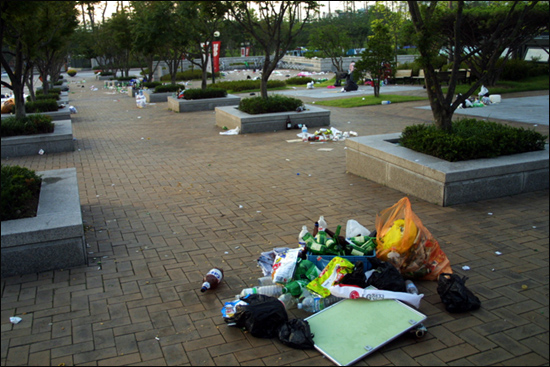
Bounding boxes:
209 197 480 356
296 125 357 142
456 85 501 108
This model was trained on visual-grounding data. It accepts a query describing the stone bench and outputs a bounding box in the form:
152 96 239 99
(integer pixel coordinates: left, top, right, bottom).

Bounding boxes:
1 168 86 277
346 133 549 206
168 94 240 112
215 104 330 134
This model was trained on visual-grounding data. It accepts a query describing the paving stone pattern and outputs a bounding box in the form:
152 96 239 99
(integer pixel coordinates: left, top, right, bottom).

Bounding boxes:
1 76 548 366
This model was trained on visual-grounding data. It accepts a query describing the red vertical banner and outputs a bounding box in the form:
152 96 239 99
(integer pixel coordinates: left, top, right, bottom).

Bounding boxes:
245 47 250 57
213 41 221 73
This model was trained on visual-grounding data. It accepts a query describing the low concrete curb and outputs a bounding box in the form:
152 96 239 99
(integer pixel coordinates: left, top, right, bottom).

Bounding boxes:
168 94 240 112
1 119 75 158
215 104 330 134
346 133 549 206
1 168 86 277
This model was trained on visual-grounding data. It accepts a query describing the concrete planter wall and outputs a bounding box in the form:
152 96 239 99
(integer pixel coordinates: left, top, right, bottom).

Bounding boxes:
143 89 173 103
215 104 330 134
1 168 86 277
168 94 240 112
1 119 74 158
346 133 549 206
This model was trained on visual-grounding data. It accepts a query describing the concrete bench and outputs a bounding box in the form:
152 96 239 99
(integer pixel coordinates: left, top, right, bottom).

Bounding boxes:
412 69 425 85
391 69 412 84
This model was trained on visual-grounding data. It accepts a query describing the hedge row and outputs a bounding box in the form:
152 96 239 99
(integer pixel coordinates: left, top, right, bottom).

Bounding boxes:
25 100 59 113
1 114 54 138
400 118 547 162
238 94 303 115
184 88 227 100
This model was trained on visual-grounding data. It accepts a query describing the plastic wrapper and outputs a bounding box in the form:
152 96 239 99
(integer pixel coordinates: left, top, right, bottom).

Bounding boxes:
257 247 289 276
306 256 354 298
375 197 452 280
271 248 301 284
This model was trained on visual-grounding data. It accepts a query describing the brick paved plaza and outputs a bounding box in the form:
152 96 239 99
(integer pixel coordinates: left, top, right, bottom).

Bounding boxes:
1 74 548 366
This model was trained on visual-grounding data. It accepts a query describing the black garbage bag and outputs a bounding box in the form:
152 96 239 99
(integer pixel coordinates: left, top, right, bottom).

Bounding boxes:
437 273 481 313
233 294 288 338
278 319 315 349
340 261 368 288
366 257 406 292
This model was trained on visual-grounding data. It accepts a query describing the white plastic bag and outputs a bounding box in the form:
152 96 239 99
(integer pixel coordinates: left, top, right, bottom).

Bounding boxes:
478 85 489 96
346 219 371 238
219 127 240 135
271 248 301 284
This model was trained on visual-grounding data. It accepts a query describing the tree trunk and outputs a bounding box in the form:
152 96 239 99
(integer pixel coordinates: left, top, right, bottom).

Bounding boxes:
425 68 453 131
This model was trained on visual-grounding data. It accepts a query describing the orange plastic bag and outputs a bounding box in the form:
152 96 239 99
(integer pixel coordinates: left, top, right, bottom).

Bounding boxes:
375 197 452 280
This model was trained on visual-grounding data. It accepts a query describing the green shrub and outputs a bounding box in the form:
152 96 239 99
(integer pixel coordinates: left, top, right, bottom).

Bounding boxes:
400 118 547 162
48 88 62 95
285 76 314 85
100 71 114 76
67 69 77 77
143 81 162 89
183 88 226 100
238 94 304 115
1 165 42 221
116 76 139 81
153 84 182 93
1 114 54 137
25 99 59 113
28 93 60 102
499 58 549 81
213 79 286 92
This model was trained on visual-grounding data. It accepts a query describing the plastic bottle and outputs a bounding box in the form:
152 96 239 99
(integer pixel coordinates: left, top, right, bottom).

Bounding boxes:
299 226 315 246
318 216 327 231
301 124 308 141
381 100 391 105
298 225 308 244
240 285 283 298
282 280 307 297
297 295 342 313
405 280 419 295
278 293 298 310
200 268 224 292
258 276 274 286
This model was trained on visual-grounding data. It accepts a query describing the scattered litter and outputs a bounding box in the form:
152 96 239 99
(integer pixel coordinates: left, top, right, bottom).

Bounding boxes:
219 127 239 135
462 265 470 271
488 213 493 215
155 336 160 341
69 106 78 114
317 148 333 151
521 285 528 290
38 149 45 155
286 139 303 143
225 252 229 254
137 116 142 119
495 251 502 256
239 205 243 208
235 246 240 249
10 317 22 324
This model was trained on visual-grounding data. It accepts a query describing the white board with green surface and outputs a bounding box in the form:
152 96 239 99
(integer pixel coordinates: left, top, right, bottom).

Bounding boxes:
305 297 426 366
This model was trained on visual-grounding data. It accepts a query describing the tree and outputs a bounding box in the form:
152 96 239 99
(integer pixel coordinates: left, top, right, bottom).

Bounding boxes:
227 1 320 99
1 1 77 118
354 20 394 97
176 1 227 89
307 17 353 75
408 0 549 131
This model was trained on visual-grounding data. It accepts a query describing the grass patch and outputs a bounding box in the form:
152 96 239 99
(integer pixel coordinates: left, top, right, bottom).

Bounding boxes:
450 75 549 95
314 94 428 108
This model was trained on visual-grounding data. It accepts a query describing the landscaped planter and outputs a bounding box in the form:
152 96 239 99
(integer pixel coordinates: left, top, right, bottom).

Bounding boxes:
1 119 74 158
345 133 549 206
143 89 173 103
1 168 86 277
23 107 71 121
168 94 240 112
215 104 331 134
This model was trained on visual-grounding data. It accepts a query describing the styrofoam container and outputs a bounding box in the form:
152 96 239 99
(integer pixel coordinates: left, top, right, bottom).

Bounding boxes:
489 94 501 103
